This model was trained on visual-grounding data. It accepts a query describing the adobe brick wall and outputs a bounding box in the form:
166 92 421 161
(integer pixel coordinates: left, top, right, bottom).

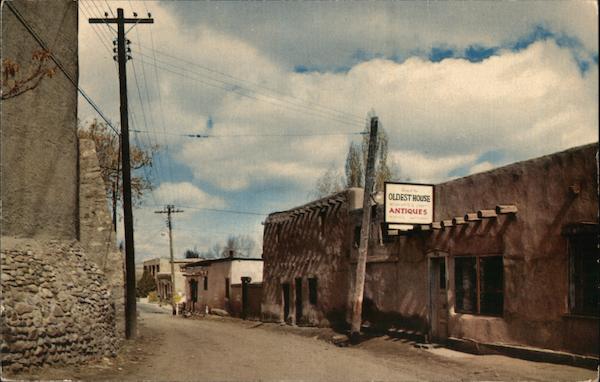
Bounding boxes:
1 0 79 239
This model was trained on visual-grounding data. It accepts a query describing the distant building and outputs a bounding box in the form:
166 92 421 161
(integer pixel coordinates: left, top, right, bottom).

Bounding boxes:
261 143 598 362
182 253 263 315
142 258 196 301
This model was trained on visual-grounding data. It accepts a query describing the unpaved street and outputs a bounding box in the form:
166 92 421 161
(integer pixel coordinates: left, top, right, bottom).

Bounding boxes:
14 303 597 381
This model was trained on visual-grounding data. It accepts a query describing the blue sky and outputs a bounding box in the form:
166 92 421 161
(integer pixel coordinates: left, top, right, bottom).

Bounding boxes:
77 1 598 262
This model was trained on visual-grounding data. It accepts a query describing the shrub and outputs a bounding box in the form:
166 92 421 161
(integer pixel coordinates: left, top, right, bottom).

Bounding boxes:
147 291 159 303
136 271 157 297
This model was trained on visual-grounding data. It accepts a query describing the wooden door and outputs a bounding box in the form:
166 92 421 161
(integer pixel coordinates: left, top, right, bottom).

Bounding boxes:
430 257 448 341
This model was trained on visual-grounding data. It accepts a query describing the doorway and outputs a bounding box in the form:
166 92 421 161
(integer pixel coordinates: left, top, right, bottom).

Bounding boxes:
295 278 303 324
429 256 448 341
282 283 290 323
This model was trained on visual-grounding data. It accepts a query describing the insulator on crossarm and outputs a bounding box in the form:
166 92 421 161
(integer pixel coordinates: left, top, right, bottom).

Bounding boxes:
127 55 132 61
133 12 138 17
113 56 117 61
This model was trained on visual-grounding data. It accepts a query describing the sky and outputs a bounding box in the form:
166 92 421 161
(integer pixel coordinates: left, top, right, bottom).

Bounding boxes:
77 0 599 262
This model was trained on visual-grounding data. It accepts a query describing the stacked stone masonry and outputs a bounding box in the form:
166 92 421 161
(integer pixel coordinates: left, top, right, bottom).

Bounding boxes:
1 239 118 373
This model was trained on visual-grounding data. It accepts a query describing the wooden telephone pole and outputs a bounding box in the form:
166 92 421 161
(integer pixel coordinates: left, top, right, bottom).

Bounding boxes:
155 205 184 316
89 8 154 339
350 116 378 343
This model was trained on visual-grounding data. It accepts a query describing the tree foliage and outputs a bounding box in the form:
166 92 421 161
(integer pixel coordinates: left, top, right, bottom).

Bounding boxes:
1 50 56 100
78 119 158 208
184 249 201 259
314 112 398 198
136 271 157 298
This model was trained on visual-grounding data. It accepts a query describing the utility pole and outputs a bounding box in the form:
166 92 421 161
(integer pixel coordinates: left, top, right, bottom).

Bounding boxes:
89 9 154 340
155 205 184 316
350 116 378 343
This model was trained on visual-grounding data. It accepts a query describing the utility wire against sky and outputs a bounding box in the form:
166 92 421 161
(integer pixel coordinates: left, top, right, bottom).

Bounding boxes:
130 129 367 138
130 42 366 123
132 52 365 128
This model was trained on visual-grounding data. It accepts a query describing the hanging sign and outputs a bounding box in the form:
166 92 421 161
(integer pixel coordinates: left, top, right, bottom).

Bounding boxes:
384 182 434 225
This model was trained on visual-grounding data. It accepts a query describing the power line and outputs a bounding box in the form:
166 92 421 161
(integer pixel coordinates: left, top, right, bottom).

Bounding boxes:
132 42 366 122
133 51 364 128
6 2 119 135
150 204 268 216
130 129 366 138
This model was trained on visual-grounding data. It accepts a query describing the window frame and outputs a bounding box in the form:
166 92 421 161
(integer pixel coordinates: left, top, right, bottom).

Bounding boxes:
454 254 504 317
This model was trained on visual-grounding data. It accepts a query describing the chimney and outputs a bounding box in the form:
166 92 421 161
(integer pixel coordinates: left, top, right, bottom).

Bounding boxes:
228 249 234 259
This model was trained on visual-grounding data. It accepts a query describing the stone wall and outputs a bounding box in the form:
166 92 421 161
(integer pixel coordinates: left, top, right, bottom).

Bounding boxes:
1 0 79 239
78 139 125 337
1 239 118 373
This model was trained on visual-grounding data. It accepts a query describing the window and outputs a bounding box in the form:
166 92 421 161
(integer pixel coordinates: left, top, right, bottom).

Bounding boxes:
318 208 327 239
204 276 208 290
570 235 599 316
455 255 503 315
439 261 446 290
225 278 230 299
308 278 317 305
354 225 361 247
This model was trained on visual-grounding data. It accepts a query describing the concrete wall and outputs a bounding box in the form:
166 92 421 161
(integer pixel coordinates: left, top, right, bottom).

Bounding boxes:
78 139 125 336
428 143 598 356
261 189 363 327
1 0 79 239
230 260 263 284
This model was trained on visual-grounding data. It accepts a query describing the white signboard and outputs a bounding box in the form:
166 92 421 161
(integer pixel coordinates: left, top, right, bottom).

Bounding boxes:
384 182 434 225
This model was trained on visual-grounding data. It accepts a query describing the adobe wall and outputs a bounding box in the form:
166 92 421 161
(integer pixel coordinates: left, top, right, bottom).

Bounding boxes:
261 189 363 327
348 211 429 331
78 139 125 337
429 143 598 356
1 0 79 239
230 283 262 319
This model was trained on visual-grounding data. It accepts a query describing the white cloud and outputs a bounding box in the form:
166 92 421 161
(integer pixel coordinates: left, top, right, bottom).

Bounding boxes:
79 2 598 254
390 151 477 183
468 161 495 176
152 182 225 208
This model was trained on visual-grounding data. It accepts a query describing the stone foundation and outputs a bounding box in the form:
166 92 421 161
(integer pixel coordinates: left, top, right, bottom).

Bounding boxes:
1 238 118 373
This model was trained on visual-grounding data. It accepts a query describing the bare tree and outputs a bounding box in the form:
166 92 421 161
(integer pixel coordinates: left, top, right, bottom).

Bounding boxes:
313 164 345 198
1 50 56 100
78 119 158 229
345 141 363 188
224 235 257 258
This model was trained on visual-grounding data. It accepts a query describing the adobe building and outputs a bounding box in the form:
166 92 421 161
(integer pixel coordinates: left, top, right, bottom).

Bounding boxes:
261 188 363 326
261 143 598 364
182 254 263 314
142 257 195 301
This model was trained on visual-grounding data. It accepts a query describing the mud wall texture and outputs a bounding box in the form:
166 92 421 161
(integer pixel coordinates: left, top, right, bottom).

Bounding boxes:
78 139 125 337
261 189 363 327
429 143 598 356
1 0 79 239
230 283 262 320
0 239 118 373
348 209 429 331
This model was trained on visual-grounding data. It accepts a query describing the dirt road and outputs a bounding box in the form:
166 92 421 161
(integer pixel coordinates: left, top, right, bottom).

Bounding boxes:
13 302 597 381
